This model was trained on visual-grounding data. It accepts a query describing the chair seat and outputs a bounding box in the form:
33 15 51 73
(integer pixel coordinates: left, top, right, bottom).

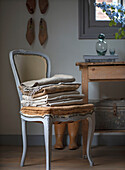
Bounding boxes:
21 104 94 118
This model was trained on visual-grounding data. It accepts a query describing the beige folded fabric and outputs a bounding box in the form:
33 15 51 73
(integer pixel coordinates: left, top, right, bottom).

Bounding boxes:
20 84 80 96
21 94 84 105
21 98 84 107
22 91 81 100
19 82 81 94
21 74 75 87
47 99 84 107
19 75 84 108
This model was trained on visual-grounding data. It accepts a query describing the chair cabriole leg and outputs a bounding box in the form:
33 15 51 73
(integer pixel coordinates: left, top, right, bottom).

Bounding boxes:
87 112 95 166
43 115 52 170
20 118 27 167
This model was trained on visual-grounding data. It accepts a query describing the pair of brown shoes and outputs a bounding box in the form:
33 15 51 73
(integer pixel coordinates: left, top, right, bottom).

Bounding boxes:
26 18 48 45
26 0 48 14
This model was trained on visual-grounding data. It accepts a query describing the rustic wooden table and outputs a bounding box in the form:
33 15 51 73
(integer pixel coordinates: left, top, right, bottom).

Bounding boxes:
76 61 125 157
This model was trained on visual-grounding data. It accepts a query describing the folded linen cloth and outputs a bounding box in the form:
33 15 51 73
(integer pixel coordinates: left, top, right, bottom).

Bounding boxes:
21 98 84 107
19 82 81 95
21 93 84 104
22 90 81 100
19 74 84 108
19 84 80 96
45 99 84 106
21 74 75 87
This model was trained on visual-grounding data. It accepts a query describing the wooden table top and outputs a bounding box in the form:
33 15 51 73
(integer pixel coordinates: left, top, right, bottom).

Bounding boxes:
76 61 125 67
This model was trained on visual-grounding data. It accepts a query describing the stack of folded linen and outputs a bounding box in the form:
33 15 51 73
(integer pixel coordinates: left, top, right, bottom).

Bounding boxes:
19 74 84 107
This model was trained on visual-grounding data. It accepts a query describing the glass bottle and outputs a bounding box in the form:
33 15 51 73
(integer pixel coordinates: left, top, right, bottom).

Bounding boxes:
96 33 107 56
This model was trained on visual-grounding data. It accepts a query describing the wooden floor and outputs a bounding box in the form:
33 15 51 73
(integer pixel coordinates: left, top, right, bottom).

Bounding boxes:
0 146 125 170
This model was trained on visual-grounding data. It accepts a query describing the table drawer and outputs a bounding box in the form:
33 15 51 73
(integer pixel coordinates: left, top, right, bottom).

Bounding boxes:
88 66 125 80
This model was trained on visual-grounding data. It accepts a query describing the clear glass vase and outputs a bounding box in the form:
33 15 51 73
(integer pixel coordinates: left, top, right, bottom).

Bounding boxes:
96 33 107 56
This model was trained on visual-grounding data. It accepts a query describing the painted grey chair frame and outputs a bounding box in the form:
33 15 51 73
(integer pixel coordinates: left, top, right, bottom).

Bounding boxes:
9 49 95 170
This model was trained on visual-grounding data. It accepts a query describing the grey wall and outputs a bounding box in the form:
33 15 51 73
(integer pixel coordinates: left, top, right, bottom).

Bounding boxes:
1 0 125 136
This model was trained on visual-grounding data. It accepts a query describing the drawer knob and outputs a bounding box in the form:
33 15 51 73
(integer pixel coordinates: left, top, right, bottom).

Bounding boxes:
92 68 95 71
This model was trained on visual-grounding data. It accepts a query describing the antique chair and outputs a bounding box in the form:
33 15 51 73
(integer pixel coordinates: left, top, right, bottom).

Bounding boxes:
9 49 95 170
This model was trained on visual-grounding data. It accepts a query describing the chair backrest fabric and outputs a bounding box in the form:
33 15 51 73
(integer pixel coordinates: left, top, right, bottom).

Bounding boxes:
14 54 47 82
9 49 51 102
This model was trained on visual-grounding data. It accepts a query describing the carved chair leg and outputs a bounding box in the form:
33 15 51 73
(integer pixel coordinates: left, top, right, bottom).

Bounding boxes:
54 123 66 149
68 121 79 150
43 116 52 170
20 119 27 167
86 112 95 166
